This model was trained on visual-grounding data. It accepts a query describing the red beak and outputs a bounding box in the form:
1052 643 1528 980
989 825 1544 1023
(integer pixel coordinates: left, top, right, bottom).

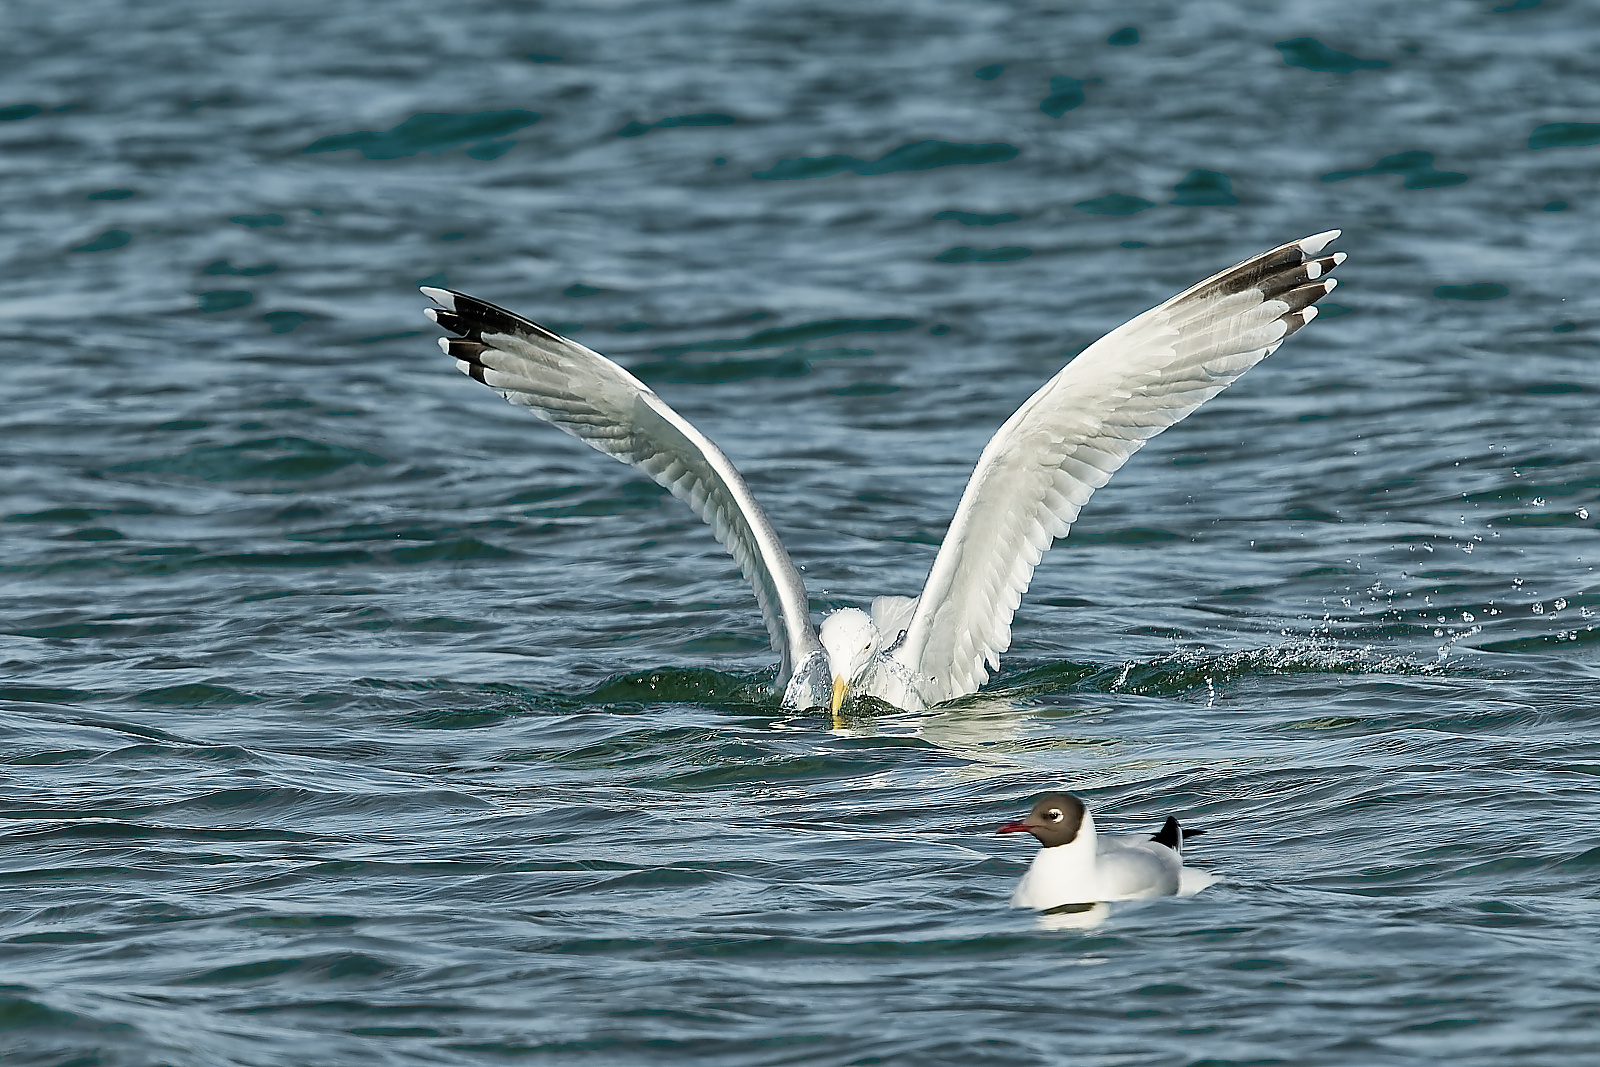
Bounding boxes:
996 820 1032 835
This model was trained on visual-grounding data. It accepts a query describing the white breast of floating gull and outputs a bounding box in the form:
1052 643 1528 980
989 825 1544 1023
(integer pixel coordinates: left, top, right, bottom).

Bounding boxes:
999 792 1219 913
422 230 1345 719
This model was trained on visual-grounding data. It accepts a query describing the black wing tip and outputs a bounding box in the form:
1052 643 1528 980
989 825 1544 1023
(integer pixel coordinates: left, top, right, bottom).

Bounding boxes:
1152 815 1203 849
419 287 567 345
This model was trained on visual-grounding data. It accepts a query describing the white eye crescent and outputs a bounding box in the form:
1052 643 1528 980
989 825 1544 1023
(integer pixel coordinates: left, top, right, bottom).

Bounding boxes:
1045 809 1063 822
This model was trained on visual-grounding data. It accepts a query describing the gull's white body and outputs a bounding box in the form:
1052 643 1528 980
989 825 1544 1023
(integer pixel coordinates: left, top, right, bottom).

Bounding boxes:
423 231 1346 713
1011 809 1218 910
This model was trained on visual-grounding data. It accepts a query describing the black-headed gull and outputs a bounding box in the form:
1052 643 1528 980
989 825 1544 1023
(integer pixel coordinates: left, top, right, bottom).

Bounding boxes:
999 792 1218 910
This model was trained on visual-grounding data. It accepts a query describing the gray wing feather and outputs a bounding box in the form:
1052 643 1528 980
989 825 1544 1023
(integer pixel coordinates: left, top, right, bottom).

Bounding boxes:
422 287 822 685
893 231 1346 705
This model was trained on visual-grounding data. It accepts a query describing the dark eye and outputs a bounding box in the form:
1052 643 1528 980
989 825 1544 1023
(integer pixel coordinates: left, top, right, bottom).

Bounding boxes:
1045 809 1063 822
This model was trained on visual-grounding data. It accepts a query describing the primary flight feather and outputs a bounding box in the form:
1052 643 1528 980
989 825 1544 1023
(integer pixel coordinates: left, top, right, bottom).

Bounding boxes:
423 230 1344 715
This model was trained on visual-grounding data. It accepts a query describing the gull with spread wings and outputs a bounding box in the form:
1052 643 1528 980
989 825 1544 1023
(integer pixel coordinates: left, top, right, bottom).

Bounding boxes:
423 231 1344 716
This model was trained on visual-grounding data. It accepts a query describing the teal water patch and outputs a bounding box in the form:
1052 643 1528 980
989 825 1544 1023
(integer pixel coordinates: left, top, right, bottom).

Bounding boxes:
1107 27 1139 46
753 140 1017 180
1317 302 1352 318
1529 122 1600 150
185 958 301 983
263 310 313 333
0 104 43 121
616 321 650 332
934 246 1032 263
617 113 735 137
1171 169 1237 206
931 210 1018 225
1064 527 1177 545
109 436 386 482
1275 38 1389 73
525 52 563 62
525 481 668 518
680 632 766 653
829 382 898 397
6 507 109 523
229 214 284 227
1476 626 1600 654
463 141 513 160
1553 322 1577 333
1434 283 1508 300
1073 193 1154 215
1488 510 1584 526
203 260 276 276
653 318 912 357
1321 150 1467 189
1465 474 1600 503
1544 201 1567 211
632 353 811 384
87 188 134 200
71 229 130 252
408 617 476 632
391 538 511 564
575 666 768 709
136 684 260 707
505 485 582 505
11 622 122 639
0 995 76 1030
564 283 601 297
1039 76 1085 118
303 110 541 160
0 686 97 703
636 346 866 384
198 290 253 312
973 64 1004 80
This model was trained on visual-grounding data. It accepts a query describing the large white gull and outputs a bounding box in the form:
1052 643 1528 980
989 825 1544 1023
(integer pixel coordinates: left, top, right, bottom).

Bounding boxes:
422 230 1344 716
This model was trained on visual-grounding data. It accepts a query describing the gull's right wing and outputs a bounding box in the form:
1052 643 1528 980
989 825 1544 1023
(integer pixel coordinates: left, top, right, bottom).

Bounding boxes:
891 231 1346 707
423 288 824 691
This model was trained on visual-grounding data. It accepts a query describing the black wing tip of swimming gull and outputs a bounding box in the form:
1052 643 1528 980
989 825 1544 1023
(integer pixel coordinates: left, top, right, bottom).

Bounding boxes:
420 286 567 344
1152 815 1183 849
1151 817 1204 848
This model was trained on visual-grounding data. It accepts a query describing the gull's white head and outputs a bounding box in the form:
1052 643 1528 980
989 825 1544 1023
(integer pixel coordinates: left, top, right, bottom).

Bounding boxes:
818 607 880 714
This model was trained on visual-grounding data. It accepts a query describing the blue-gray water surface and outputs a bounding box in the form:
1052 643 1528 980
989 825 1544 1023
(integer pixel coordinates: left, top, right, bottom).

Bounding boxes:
4 2 1600 1064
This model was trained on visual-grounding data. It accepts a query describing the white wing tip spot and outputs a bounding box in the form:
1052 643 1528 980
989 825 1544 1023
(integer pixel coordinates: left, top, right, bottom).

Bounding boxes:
436 337 452 354
454 360 473 375
1306 260 1323 280
420 286 455 309
1324 277 1338 293
423 307 441 323
1300 305 1320 325
1298 229 1341 254
1331 251 1347 266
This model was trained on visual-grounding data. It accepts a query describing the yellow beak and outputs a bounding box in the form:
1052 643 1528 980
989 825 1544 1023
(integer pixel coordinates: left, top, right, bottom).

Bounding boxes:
831 675 849 715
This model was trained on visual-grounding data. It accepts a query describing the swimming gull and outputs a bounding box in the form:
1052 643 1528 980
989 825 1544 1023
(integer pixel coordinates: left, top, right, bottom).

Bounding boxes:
999 791 1217 912
422 230 1344 716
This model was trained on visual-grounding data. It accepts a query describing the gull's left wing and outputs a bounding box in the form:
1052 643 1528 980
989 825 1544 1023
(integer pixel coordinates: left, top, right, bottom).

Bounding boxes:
891 231 1346 706
422 288 826 695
